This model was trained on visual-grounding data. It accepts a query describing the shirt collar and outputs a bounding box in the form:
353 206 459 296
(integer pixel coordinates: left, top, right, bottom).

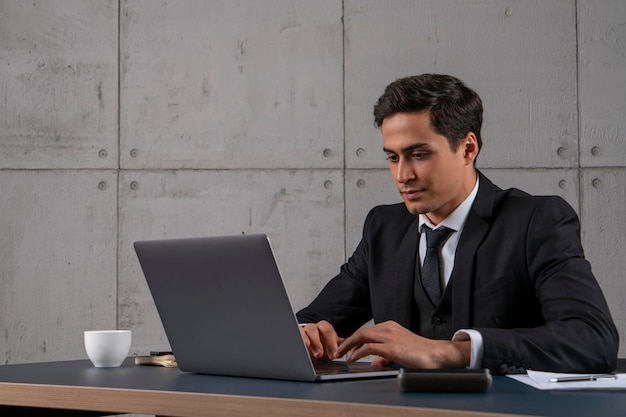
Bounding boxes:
419 175 480 233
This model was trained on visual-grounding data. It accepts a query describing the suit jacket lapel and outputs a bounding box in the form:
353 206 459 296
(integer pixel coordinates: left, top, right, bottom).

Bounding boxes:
394 217 419 328
451 171 497 330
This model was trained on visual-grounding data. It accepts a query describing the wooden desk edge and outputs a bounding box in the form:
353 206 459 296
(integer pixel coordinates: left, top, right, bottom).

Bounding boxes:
0 381 533 417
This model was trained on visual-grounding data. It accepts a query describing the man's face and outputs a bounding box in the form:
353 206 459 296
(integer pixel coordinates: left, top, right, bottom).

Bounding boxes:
382 111 478 225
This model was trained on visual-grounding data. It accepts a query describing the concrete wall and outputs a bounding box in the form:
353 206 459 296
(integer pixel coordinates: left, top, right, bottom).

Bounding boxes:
1 0 625 364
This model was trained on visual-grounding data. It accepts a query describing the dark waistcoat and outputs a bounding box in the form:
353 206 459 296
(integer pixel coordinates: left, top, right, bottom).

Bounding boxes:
411 279 455 340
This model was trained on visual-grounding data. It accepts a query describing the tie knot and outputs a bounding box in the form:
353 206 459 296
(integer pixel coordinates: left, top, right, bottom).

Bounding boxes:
423 226 453 249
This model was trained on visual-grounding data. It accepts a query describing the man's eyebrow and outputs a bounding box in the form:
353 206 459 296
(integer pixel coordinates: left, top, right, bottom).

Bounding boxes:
383 143 431 153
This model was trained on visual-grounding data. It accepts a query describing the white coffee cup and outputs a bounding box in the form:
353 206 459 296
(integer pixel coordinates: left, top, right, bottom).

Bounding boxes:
84 330 132 367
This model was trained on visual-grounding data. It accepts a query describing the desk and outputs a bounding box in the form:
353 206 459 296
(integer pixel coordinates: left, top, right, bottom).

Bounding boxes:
0 359 625 417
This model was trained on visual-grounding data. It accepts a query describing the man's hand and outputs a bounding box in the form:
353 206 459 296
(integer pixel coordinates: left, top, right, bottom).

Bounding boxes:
299 320 344 362
335 320 471 369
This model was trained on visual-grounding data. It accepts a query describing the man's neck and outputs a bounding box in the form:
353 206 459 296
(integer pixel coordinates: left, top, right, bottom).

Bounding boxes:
421 172 480 228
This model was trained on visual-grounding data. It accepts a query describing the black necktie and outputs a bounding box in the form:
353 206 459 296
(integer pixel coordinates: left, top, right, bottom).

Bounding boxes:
420 226 453 305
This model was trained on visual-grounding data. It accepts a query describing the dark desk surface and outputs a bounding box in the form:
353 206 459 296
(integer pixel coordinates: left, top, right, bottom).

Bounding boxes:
1 359 625 417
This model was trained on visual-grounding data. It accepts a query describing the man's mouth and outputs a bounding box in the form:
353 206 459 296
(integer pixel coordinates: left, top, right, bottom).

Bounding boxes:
401 188 425 201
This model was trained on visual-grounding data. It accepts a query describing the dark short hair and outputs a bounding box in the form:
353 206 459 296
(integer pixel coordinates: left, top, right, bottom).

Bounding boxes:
373 74 483 154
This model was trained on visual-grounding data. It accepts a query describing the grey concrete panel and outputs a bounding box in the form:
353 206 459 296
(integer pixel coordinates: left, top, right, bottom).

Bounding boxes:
580 169 626 358
345 0 577 169
0 0 622 378
120 0 343 170
0 1 118 169
481 168 580 214
118 169 345 353
345 169 401 254
0 170 117 364
578 0 626 167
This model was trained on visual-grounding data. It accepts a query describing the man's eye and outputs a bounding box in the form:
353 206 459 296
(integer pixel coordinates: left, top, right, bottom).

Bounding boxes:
412 152 427 160
385 154 399 162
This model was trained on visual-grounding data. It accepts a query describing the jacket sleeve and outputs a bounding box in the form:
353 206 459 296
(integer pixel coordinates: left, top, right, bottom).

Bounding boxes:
478 196 619 374
296 209 376 337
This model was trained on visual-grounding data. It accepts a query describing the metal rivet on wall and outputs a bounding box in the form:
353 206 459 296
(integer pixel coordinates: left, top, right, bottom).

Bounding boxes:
323 148 333 158
98 149 108 158
505 6 513 17
130 181 139 191
591 146 600 156
558 180 567 189
130 148 139 158
97 181 107 191
356 148 366 157
324 180 333 190
356 179 366 189
592 178 602 188
556 147 566 157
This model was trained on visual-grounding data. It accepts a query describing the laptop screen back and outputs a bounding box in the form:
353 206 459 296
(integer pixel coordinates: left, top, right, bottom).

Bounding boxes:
134 234 318 381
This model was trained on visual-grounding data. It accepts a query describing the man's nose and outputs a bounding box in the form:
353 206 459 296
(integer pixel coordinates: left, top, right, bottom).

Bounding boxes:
396 159 415 183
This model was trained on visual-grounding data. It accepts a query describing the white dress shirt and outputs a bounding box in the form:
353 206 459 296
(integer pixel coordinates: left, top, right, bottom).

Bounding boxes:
417 176 484 369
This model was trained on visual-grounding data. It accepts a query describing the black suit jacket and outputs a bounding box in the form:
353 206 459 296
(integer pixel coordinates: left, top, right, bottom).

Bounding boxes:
297 172 619 374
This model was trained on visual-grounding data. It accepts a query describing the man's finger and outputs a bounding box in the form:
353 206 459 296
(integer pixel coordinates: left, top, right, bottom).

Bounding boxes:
346 342 382 363
371 355 394 368
317 321 340 359
302 325 324 358
336 330 369 358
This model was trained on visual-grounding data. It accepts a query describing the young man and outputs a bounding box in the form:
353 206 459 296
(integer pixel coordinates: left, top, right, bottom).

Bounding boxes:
296 74 618 374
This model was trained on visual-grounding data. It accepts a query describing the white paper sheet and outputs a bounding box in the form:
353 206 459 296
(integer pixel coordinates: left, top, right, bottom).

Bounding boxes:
508 370 626 390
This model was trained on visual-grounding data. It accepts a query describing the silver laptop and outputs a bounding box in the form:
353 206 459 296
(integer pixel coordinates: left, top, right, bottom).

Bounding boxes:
134 234 399 382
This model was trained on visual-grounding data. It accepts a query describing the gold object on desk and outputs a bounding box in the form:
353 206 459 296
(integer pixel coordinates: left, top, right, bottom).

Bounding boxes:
134 353 177 368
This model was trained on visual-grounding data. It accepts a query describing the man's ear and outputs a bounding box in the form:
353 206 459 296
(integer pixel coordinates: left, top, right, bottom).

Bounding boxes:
462 132 479 164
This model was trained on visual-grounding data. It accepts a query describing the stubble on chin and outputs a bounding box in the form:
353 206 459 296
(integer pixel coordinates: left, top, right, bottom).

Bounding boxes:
403 202 434 216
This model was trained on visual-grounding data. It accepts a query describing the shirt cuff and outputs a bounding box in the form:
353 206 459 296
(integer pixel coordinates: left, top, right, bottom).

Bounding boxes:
452 329 484 369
